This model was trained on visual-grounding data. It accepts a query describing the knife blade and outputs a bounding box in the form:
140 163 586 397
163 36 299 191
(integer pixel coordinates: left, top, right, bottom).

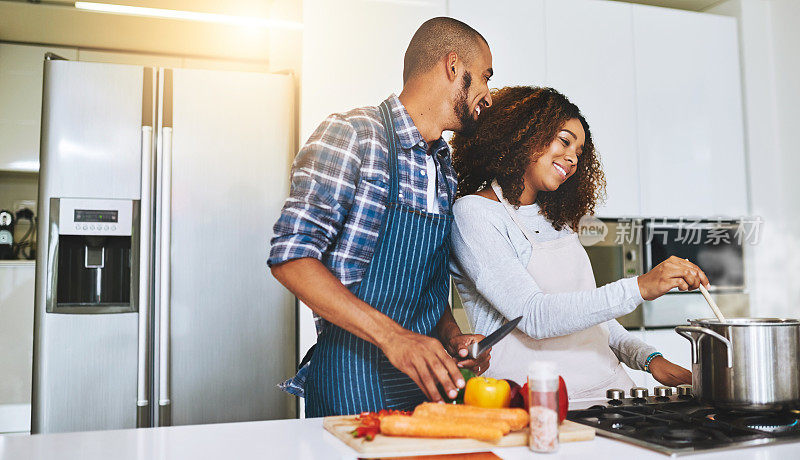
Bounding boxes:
467 316 522 359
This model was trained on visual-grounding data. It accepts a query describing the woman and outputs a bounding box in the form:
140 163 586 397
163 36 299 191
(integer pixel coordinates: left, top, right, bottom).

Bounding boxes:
449 86 703 399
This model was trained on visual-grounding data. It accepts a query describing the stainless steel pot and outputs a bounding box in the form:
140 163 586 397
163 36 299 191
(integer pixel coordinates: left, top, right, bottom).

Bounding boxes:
675 318 800 410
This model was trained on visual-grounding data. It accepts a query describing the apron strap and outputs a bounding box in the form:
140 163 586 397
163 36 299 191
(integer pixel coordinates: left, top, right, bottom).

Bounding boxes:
490 179 541 244
378 101 401 202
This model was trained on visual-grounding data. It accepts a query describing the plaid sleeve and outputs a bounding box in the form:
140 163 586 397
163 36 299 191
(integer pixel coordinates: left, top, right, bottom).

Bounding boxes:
268 114 362 266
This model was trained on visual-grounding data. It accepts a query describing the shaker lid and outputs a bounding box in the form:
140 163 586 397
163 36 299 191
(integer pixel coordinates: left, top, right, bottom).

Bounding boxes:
528 360 557 381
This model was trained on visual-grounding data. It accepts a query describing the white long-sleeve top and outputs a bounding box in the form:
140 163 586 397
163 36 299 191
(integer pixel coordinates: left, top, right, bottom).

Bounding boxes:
450 195 658 371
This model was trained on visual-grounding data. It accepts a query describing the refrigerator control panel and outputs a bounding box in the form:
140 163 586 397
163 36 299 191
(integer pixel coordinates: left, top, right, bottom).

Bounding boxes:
57 198 134 237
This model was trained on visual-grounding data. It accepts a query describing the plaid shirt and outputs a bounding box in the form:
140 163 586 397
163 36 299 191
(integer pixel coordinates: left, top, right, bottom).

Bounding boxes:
269 94 457 287
270 94 457 397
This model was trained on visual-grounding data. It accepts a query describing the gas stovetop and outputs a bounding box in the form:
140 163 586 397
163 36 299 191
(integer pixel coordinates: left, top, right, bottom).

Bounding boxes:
566 386 800 456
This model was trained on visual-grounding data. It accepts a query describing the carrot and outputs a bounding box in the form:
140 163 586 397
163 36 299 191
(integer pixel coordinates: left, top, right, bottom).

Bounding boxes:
380 415 504 442
416 415 512 435
413 403 529 431
409 414 512 434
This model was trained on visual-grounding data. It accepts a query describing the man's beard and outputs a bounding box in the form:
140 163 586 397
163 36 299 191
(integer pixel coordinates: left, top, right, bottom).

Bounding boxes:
454 71 478 135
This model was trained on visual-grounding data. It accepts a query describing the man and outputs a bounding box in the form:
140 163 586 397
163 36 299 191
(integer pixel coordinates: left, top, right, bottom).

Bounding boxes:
269 17 494 417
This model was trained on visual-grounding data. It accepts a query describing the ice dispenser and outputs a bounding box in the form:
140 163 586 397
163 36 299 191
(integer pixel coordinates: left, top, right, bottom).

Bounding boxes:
47 198 139 313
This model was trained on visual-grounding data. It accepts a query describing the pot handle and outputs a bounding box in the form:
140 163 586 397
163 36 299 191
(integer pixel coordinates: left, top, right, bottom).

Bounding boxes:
674 325 733 368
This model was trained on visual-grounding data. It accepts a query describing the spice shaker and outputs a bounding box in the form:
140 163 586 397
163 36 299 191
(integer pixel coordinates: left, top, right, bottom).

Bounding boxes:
528 361 559 453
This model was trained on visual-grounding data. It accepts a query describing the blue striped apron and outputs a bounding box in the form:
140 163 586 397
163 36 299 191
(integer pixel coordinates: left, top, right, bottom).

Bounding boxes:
304 101 453 417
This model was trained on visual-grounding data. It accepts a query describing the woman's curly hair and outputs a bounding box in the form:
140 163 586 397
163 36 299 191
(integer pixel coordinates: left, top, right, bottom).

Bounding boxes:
450 86 606 231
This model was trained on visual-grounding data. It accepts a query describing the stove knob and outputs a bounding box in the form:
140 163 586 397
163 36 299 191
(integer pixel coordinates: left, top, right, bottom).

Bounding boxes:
606 388 625 400
630 387 649 399
677 384 692 397
654 386 673 397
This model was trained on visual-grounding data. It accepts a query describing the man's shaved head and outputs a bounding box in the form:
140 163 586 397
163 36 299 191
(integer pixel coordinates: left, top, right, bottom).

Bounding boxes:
403 17 488 84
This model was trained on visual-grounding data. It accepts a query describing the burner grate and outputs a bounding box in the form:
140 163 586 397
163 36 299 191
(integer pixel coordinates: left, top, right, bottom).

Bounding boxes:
567 398 800 455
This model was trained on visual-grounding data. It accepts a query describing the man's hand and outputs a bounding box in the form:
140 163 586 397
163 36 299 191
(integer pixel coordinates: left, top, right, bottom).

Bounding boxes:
380 329 466 402
272 258 472 403
649 356 691 386
444 333 490 376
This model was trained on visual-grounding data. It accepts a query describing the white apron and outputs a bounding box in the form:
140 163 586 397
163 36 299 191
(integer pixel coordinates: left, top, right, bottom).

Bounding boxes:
484 181 634 400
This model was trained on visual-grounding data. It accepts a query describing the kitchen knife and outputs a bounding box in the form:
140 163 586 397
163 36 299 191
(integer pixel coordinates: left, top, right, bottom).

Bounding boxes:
466 316 522 359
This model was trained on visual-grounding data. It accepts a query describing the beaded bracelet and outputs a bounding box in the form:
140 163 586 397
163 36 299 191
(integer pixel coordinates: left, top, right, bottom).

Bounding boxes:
644 352 663 373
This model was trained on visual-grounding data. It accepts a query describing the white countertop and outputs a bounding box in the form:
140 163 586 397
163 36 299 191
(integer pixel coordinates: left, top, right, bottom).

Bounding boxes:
1 416 798 460
0 260 34 267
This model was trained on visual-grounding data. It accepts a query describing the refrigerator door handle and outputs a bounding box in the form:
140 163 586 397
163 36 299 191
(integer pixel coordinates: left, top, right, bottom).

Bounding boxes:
158 126 173 427
136 126 154 427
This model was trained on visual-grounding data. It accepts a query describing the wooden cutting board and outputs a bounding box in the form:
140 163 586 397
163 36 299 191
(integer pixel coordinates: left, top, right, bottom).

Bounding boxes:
323 415 594 456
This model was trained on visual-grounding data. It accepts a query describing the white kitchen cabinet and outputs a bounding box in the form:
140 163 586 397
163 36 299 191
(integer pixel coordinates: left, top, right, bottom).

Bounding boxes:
544 0 640 217
0 44 77 172
448 0 546 90
633 6 748 218
0 261 35 433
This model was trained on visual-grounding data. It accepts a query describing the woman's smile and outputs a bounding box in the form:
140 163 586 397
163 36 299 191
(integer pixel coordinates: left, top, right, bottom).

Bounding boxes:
553 162 569 180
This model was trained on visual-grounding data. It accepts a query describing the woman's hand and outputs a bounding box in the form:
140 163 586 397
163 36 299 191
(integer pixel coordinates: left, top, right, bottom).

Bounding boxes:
637 256 710 301
444 333 491 376
648 356 692 386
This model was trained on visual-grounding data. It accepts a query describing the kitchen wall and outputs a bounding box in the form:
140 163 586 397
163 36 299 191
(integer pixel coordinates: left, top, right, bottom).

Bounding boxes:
705 0 800 319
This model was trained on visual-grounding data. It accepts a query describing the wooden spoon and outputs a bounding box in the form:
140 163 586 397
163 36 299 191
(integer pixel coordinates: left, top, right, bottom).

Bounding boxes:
698 284 726 322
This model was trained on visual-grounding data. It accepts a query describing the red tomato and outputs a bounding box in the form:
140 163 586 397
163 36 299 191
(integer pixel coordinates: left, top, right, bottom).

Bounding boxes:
353 409 411 440
521 382 530 410
557 376 569 423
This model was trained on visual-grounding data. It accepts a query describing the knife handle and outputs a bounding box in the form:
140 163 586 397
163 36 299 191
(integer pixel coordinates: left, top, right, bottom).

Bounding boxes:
467 342 480 360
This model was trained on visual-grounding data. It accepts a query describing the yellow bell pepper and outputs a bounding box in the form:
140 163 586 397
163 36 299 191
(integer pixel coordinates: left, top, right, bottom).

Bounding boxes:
463 376 511 408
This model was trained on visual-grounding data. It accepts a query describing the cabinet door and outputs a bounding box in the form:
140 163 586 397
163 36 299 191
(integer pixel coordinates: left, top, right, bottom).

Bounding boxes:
545 0 639 217
0 44 77 172
634 7 747 217
449 0 546 90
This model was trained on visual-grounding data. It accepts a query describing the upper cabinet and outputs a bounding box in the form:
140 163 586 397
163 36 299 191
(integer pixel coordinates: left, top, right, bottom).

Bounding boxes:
447 0 748 218
633 7 748 218
0 44 77 172
449 0 546 90
544 0 639 217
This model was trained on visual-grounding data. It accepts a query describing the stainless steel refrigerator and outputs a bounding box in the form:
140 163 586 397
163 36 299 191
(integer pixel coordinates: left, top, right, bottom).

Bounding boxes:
32 57 297 433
